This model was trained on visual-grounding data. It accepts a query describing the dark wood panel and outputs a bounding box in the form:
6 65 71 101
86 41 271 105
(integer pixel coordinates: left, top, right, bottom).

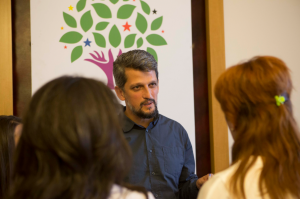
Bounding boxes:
12 0 31 117
191 0 211 177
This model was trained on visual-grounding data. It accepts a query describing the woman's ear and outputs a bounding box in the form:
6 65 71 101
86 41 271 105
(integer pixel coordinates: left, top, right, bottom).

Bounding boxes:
14 124 23 146
225 113 236 140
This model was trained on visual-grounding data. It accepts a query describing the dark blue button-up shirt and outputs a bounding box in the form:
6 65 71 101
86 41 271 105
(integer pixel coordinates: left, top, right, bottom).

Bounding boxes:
123 111 199 199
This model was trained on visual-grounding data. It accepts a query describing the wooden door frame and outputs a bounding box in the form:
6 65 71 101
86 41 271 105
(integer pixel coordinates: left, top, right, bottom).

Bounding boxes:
0 0 13 115
205 0 229 172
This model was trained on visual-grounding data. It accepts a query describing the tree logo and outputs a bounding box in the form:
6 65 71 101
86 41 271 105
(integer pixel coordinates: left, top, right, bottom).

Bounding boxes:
59 0 167 89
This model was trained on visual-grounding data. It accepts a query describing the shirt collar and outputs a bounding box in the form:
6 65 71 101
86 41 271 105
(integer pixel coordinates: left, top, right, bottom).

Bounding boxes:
122 110 135 132
122 106 160 132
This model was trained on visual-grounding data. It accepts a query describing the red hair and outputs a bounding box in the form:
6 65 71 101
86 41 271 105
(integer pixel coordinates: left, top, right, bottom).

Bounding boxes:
215 56 300 199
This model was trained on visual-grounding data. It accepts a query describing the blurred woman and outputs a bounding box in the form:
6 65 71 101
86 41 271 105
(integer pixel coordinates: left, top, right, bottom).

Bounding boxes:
198 56 300 199
8 76 154 199
0 115 21 198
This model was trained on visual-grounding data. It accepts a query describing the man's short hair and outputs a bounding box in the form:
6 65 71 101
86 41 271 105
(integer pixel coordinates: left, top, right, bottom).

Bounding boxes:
113 49 158 89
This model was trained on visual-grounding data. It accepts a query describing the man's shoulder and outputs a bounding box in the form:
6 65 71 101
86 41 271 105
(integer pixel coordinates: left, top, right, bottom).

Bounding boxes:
158 114 185 130
156 114 190 143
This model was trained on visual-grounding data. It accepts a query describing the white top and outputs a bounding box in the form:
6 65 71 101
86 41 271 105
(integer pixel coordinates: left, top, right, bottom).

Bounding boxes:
197 157 294 199
109 184 155 199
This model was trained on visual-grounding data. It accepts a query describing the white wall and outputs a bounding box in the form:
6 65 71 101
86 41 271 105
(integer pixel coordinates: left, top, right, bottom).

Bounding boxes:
224 0 300 163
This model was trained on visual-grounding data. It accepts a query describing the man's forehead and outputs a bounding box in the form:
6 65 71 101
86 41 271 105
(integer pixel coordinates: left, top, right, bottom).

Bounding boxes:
124 68 157 83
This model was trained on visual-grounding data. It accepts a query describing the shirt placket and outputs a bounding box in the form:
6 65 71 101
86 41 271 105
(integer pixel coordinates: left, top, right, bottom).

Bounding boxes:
145 125 161 198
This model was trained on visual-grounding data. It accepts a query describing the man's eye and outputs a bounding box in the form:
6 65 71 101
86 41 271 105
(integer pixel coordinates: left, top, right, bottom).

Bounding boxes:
149 83 157 87
133 86 140 90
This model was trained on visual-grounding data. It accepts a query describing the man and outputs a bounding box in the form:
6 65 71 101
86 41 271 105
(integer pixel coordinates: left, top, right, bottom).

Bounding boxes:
113 50 209 199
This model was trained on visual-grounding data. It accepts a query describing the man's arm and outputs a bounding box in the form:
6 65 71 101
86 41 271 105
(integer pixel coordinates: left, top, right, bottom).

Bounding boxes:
178 139 210 199
178 143 199 199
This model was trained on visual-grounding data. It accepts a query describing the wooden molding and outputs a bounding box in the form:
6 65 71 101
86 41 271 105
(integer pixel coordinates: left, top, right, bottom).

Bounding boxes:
0 0 13 115
205 0 229 173
192 0 211 177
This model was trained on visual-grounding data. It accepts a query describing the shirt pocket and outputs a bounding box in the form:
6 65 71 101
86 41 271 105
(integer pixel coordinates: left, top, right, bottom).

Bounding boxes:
163 146 184 176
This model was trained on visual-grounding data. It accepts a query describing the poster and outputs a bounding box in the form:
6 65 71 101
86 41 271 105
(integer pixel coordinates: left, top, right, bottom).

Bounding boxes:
31 0 196 159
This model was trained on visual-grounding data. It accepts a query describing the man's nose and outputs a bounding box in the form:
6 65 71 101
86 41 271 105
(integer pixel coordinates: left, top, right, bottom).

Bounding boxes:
143 87 152 99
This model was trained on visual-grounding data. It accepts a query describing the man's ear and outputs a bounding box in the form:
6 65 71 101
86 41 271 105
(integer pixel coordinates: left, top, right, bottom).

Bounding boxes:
115 86 125 101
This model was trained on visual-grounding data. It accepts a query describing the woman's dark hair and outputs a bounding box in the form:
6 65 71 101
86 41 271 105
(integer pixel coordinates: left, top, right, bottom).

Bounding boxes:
8 76 146 199
0 115 21 198
215 56 300 199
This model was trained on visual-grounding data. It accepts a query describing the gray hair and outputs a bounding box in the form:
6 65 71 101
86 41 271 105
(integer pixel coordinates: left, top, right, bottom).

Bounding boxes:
113 50 158 89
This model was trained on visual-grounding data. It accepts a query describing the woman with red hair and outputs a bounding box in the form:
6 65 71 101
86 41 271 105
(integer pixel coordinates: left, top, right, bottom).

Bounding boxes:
198 56 300 199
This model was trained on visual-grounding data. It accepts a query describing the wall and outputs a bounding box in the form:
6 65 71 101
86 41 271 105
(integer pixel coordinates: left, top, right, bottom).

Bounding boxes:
224 0 300 162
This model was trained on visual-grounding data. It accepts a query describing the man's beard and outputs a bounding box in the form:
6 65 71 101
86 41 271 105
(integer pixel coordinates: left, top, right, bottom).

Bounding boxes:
127 99 158 119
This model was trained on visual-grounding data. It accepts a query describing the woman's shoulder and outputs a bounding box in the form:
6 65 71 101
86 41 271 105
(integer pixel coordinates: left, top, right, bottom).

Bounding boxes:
197 164 239 199
198 157 266 199
109 184 155 199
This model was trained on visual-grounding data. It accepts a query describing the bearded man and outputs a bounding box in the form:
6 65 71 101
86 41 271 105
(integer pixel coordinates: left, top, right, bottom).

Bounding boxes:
113 50 209 199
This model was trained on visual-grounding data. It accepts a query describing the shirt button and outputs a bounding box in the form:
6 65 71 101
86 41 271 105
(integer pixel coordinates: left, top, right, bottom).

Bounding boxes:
149 150 152 153
152 172 155 175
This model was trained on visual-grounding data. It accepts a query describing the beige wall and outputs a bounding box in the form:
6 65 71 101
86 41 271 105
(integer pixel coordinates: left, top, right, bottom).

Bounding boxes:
0 0 13 115
224 0 300 162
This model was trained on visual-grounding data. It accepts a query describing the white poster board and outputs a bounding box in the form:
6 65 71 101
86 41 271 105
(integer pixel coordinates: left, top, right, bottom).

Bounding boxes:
31 0 196 160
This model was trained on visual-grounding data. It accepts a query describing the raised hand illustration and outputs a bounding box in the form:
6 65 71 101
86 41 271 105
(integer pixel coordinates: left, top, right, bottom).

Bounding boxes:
85 49 122 89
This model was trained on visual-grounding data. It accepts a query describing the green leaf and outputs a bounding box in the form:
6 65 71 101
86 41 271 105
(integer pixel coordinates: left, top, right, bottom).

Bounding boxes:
140 0 150 15
117 5 136 19
92 3 112 18
76 0 86 12
110 0 119 4
123 0 129 1
59 31 83 44
93 33 106 48
137 37 143 48
63 12 77 28
124 34 137 48
136 13 147 34
71 46 83 63
151 16 163 30
147 47 158 62
80 11 93 32
109 25 121 48
146 34 167 46
95 22 109 31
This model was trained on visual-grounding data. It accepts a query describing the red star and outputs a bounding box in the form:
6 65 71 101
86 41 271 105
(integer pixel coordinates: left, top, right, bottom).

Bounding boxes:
162 30 164 33
122 22 132 31
64 45 67 49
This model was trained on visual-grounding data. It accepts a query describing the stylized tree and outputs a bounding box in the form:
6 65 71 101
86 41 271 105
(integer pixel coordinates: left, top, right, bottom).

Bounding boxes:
59 0 167 89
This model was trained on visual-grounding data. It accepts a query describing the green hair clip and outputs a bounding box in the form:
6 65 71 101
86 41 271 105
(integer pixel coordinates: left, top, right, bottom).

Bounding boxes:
275 95 286 106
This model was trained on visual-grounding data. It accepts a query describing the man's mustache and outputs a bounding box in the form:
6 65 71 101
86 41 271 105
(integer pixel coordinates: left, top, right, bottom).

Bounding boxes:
140 99 156 107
